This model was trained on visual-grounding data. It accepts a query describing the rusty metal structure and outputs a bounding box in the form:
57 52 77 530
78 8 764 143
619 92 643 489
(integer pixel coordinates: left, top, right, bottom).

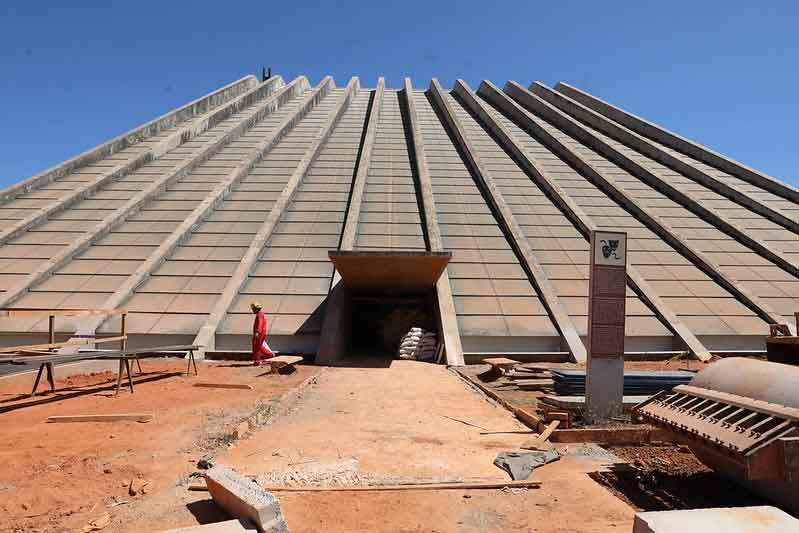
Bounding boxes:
634 357 799 511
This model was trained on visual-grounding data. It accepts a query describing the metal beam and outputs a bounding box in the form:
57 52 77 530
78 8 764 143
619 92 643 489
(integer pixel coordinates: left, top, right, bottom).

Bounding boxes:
0 76 311 310
0 76 286 246
73 76 325 338
554 82 799 206
428 79 586 363
505 82 799 285
478 79 778 356
193 77 361 356
531 82 799 237
403 78 464 366
0 75 259 205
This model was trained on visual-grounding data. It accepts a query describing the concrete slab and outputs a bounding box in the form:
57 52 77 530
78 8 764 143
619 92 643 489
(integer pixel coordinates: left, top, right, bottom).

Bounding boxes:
205 466 288 533
329 251 451 295
161 518 257 532
633 506 799 533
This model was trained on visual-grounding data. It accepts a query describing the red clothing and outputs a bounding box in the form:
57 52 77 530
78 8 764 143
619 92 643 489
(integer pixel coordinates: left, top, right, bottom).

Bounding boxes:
252 310 273 363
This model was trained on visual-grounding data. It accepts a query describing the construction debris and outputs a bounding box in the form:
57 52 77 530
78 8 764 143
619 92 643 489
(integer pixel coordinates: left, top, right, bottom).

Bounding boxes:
265 355 303 374
204 466 288 533
493 449 559 480
161 518 257 532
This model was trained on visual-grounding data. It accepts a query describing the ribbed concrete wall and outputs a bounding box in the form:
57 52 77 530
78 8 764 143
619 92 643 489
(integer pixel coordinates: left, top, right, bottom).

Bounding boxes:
1 74 797 361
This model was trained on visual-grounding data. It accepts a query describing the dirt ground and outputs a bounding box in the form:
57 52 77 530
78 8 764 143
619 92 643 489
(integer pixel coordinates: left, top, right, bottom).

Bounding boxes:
132 359 635 532
591 444 767 512
1 356 737 532
0 358 318 533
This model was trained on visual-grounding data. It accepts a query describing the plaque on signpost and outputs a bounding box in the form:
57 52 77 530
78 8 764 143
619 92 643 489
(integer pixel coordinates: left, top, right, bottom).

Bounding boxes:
585 230 627 423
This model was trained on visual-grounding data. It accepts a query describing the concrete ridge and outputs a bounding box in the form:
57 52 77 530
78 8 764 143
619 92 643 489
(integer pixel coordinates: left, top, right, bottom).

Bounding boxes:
72 76 319 340
532 83 799 238
0 76 316 310
0 74 258 205
193 77 360 355
506 81 791 335
475 80 714 360
431 78 586 363
0 76 286 246
505 82 799 289
554 81 799 205
479 81 769 359
338 77 386 252
402 78 463 366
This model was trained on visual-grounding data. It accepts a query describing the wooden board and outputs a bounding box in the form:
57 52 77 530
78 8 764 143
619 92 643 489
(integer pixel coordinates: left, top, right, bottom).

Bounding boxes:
0 335 127 354
47 414 152 423
193 383 253 390
189 479 541 492
268 355 303 368
482 357 520 369
0 308 127 317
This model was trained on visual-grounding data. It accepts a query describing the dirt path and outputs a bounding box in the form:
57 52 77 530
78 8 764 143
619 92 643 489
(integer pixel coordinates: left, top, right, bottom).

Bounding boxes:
137 359 635 532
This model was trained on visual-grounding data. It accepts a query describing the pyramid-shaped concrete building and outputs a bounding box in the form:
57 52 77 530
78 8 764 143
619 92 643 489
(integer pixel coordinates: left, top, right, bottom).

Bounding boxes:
1 74 797 365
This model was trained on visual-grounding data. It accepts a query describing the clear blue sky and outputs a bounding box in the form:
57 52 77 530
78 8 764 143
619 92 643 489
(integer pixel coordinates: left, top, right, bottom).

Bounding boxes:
1 0 797 187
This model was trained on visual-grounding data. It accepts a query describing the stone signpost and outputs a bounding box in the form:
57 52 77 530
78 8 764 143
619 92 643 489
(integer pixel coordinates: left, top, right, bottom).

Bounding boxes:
585 230 627 424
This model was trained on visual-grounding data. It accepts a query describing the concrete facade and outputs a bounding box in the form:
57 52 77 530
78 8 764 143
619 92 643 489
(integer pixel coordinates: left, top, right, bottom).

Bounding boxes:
1 74 797 361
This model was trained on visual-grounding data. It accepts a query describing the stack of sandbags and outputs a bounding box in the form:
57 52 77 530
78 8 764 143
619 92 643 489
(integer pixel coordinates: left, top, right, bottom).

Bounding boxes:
397 327 438 361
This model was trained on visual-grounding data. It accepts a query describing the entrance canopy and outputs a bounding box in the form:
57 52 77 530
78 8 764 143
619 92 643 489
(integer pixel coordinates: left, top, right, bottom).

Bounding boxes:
328 251 451 295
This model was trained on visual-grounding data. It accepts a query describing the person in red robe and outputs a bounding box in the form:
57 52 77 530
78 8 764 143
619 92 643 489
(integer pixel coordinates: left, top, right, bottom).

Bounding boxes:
250 302 274 366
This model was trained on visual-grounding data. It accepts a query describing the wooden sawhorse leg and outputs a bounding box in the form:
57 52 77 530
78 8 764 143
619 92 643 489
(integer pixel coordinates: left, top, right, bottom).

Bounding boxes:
186 350 198 376
30 362 56 397
114 359 135 397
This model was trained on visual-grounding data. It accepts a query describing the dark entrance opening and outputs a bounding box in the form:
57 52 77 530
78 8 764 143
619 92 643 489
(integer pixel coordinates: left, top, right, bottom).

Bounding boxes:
351 294 437 357
320 251 451 363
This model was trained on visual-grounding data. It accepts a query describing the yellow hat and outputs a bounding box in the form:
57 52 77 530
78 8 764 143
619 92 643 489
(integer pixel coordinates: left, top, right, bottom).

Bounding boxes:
250 301 262 311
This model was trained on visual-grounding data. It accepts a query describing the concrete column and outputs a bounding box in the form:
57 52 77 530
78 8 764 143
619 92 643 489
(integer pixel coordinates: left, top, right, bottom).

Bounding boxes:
192 78 361 356
402 78 464 366
429 79 586 363
0 76 286 246
555 82 799 206
0 74 258 205
473 80 713 360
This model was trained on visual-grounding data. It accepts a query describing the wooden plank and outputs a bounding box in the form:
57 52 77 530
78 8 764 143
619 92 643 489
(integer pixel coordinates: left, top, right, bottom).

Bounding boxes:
0 335 127 354
550 427 675 445
482 357 520 369
47 414 153 423
193 383 253 390
538 420 560 442
268 355 303 368
190 479 541 492
0 308 127 317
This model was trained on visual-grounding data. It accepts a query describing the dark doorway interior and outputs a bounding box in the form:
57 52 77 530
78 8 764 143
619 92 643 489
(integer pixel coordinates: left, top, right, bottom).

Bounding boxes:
351 293 437 357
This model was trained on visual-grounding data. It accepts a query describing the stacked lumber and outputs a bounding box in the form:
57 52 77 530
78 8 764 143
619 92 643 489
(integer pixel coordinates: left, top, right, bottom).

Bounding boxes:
551 369 693 396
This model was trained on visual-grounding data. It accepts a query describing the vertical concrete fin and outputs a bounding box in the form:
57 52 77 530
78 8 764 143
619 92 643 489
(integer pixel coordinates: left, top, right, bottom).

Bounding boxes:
401 78 464 366
339 78 385 252
193 77 361 355
532 83 799 237
0 76 315 311
0 74 259 205
430 78 586 363
78 76 322 337
508 82 790 333
479 80 775 356
0 76 287 246
505 81 799 287
555 81 799 206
